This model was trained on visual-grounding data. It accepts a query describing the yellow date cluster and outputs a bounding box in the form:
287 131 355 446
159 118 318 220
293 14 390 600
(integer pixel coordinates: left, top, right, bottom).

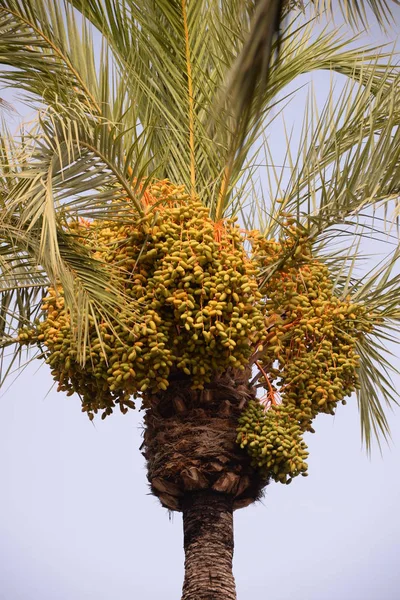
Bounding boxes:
19 181 267 418
237 228 373 483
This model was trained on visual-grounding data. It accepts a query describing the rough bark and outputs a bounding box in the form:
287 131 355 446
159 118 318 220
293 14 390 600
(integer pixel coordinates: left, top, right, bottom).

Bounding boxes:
181 490 236 600
142 370 268 511
142 370 270 599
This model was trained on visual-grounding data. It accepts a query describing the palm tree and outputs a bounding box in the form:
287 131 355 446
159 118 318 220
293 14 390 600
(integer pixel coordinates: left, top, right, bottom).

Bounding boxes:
1 1 400 598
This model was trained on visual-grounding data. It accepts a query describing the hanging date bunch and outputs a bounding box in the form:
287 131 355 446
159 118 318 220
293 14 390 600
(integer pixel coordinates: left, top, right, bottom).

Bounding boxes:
237 223 375 484
18 181 268 419
18 181 376 486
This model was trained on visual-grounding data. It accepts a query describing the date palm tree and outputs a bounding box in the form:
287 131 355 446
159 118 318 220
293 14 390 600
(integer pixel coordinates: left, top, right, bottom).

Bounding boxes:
1 1 400 598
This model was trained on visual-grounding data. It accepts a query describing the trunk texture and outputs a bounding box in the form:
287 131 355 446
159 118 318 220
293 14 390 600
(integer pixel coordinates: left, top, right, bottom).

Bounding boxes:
182 490 236 600
142 370 269 599
142 370 268 511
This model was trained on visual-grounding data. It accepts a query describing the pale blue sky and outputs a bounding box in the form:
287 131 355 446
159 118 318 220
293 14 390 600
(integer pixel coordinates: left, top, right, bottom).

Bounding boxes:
0 5 400 600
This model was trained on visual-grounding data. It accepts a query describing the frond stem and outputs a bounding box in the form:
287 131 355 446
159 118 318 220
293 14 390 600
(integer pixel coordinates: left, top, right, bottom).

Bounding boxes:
0 283 47 293
215 156 234 221
0 337 20 346
181 0 196 195
77 141 144 216
0 7 101 115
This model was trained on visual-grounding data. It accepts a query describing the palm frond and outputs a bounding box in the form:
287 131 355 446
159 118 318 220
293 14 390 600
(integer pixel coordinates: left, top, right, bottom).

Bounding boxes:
312 0 400 29
211 19 400 219
0 109 152 371
0 1 155 168
0 0 103 113
342 245 400 448
0 96 15 114
66 0 212 195
214 0 285 144
356 335 397 451
67 1 400 220
4 0 398 221
250 58 400 243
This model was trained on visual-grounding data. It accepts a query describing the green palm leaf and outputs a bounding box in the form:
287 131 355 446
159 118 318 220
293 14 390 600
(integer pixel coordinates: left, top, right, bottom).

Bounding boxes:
313 0 400 28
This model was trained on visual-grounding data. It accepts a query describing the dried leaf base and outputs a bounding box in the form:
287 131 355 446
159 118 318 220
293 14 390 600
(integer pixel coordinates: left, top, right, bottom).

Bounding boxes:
143 370 268 512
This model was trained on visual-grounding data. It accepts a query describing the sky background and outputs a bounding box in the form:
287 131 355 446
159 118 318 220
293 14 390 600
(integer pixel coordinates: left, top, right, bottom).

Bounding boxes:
1 4 400 600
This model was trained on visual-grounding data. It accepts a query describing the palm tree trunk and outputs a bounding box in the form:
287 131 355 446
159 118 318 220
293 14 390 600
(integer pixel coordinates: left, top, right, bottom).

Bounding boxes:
181 490 236 600
142 373 268 599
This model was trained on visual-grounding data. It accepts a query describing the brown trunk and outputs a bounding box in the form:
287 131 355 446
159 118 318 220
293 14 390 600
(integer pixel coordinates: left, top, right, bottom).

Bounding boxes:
142 371 268 512
142 371 269 599
181 490 236 600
